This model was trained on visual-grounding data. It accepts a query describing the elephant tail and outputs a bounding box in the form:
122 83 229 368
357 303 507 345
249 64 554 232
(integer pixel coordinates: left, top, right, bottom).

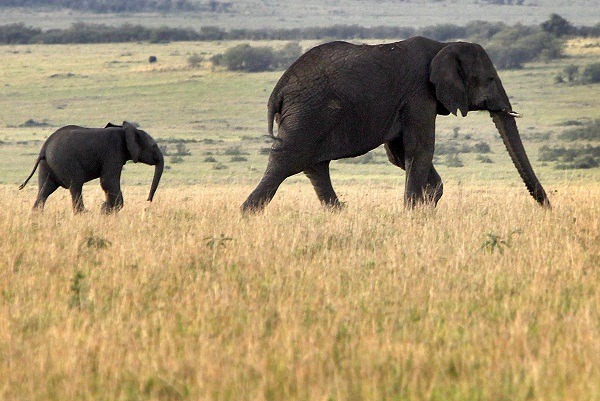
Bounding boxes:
266 90 283 141
19 156 43 190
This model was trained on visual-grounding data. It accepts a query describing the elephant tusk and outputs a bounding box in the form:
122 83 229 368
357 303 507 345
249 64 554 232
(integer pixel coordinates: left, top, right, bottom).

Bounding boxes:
508 110 523 118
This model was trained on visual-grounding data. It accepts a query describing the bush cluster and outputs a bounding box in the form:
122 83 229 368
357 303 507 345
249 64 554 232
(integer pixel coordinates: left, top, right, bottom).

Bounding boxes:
558 119 600 141
214 42 303 72
482 25 563 69
556 63 600 84
539 145 600 169
435 141 492 155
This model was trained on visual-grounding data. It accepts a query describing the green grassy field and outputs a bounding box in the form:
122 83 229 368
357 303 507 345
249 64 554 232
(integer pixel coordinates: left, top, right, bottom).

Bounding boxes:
0 37 599 400
2 38 599 189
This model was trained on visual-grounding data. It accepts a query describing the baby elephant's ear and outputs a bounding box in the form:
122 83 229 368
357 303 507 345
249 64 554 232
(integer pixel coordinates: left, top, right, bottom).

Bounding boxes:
123 121 140 163
430 44 469 117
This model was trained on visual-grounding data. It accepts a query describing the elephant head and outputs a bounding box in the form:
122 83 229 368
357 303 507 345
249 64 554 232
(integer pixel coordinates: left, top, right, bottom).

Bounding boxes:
430 43 549 207
123 121 164 202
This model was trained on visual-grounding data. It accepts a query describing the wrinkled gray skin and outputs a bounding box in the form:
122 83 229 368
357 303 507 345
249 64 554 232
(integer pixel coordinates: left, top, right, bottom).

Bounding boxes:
242 36 550 211
19 121 164 213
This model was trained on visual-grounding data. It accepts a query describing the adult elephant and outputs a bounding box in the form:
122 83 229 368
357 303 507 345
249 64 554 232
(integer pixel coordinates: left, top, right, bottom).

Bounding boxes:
242 36 550 211
19 121 164 213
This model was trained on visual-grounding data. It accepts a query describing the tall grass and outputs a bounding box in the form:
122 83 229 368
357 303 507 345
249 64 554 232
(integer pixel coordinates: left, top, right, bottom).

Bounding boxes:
2 182 598 400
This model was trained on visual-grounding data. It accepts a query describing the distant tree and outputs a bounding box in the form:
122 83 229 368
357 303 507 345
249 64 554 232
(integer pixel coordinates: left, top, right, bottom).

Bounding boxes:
0 23 41 44
541 14 576 37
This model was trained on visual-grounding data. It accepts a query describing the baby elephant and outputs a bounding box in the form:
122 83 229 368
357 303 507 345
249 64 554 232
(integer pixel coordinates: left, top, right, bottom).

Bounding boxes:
19 121 164 213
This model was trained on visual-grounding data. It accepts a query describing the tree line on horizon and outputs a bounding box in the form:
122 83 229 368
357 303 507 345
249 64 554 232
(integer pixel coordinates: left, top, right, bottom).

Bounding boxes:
0 15 598 70
0 0 207 12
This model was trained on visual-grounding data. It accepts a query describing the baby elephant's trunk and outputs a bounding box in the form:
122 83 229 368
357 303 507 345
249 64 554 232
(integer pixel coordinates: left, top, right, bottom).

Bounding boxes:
147 154 164 202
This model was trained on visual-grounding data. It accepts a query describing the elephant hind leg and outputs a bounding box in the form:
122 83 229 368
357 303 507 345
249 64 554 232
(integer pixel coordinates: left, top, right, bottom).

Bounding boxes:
69 183 86 214
242 161 297 213
304 161 342 209
33 162 59 211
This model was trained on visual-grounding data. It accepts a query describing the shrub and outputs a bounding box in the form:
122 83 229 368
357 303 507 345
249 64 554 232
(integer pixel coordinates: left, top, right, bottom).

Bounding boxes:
483 26 563 69
563 64 579 82
213 163 228 170
174 143 191 156
187 53 204 68
582 63 600 84
230 156 248 162
436 142 471 155
204 156 218 163
473 142 492 153
170 156 184 164
210 53 223 67
274 42 303 69
477 155 494 164
19 119 51 127
224 146 248 156
445 154 464 167
223 44 274 72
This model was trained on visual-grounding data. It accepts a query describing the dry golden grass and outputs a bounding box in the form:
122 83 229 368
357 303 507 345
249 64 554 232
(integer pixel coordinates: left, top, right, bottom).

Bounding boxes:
1 182 598 401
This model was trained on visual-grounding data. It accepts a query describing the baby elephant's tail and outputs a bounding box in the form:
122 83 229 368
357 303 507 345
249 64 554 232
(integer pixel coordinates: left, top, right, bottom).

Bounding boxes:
19 157 42 190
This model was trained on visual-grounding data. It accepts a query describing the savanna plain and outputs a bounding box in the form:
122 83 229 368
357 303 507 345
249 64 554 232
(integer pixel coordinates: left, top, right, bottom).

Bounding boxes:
0 36 599 400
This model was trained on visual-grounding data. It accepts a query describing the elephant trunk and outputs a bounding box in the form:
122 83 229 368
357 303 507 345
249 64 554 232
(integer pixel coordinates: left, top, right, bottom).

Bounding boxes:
147 155 163 202
491 112 550 207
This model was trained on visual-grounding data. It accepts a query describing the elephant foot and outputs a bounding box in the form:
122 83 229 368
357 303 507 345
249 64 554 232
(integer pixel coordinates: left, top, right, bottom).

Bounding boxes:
101 202 122 214
322 199 345 211
241 199 267 214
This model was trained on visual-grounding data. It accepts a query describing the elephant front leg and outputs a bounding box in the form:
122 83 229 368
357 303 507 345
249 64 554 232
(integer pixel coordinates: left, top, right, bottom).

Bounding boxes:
403 127 438 208
405 159 443 207
100 176 123 214
304 161 343 209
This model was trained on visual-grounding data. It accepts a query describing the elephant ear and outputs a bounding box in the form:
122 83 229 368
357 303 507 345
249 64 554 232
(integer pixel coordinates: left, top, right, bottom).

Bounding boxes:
123 121 140 163
104 122 120 128
430 45 469 117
